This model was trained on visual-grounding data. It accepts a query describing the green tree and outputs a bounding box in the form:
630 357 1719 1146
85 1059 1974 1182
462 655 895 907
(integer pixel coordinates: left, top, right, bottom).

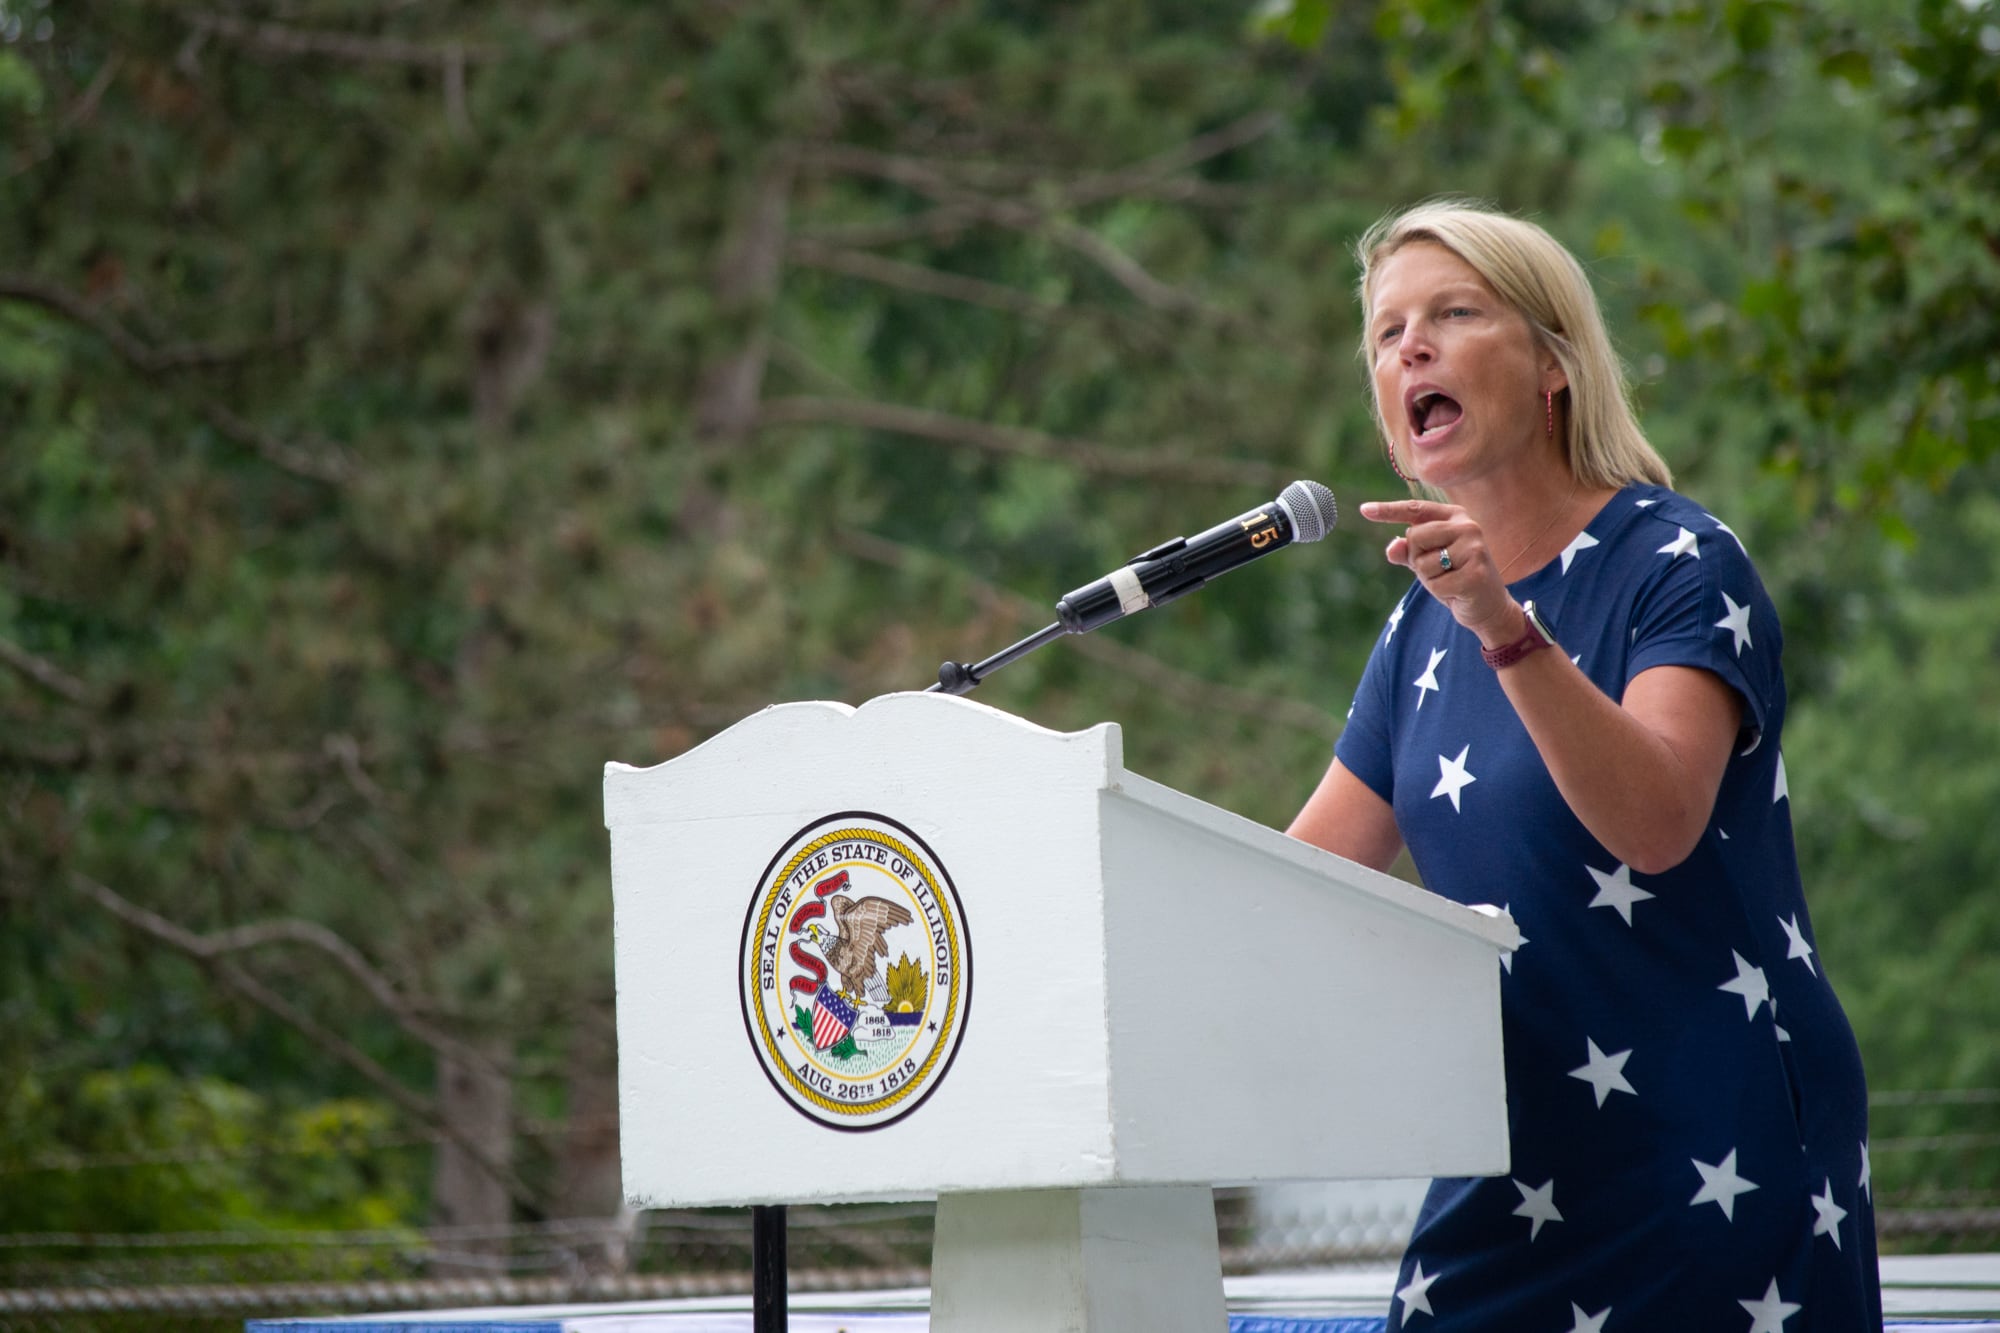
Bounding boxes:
4 0 1996 1271
0 0 1395 1242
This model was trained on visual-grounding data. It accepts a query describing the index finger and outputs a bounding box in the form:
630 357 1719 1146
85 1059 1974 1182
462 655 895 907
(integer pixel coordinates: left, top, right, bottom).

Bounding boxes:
1359 499 1456 525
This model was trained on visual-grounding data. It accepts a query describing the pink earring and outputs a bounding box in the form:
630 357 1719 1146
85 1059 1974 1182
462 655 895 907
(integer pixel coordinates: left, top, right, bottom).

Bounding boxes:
1545 389 1555 440
1384 432 1411 483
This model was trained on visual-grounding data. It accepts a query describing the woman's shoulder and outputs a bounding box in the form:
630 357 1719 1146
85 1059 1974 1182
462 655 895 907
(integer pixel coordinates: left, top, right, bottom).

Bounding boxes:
1596 484 1758 573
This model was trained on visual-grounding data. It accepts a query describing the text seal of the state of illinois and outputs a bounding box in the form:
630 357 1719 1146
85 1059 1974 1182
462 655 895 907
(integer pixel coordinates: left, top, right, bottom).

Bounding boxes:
739 812 972 1131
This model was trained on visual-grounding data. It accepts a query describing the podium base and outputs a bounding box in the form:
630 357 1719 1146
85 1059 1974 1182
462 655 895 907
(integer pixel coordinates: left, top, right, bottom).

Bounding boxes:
929 1185 1227 1333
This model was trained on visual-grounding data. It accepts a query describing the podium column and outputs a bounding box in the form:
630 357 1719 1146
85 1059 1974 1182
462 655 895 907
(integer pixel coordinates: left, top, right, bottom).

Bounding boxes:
930 1186 1226 1333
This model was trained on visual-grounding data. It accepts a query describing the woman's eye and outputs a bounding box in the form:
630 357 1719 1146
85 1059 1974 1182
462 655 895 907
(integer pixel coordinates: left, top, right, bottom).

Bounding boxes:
1377 325 1402 344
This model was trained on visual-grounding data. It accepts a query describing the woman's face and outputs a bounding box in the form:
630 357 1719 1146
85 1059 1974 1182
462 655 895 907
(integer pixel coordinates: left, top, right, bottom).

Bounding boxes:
1366 242 1562 492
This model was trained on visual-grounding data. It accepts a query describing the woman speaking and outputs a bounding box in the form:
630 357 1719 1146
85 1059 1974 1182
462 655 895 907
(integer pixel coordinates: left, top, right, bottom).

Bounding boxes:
1289 200 1882 1330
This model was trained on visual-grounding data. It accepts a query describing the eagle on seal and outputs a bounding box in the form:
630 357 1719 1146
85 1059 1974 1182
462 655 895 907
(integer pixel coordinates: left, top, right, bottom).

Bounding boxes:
806 894 914 1002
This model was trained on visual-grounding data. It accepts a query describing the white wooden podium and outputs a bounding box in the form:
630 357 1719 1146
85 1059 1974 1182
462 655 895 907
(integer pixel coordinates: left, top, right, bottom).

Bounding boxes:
604 693 1516 1333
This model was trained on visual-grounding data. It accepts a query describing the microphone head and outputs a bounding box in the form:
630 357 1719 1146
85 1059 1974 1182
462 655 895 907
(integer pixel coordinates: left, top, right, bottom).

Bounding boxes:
1277 479 1339 543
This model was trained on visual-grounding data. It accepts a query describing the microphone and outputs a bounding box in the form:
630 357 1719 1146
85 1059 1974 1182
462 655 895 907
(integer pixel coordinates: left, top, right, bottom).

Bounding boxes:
1054 479 1339 634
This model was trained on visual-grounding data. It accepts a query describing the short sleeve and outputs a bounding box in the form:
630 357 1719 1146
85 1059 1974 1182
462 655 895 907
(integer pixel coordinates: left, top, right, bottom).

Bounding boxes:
1625 525 1782 751
1333 593 1412 806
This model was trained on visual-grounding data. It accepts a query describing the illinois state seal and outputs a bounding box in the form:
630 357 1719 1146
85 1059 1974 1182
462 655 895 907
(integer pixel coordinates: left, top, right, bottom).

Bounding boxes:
739 812 972 1131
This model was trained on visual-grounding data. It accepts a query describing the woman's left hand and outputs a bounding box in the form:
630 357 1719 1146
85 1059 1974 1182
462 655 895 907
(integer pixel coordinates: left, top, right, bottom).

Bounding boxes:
1359 498 1518 644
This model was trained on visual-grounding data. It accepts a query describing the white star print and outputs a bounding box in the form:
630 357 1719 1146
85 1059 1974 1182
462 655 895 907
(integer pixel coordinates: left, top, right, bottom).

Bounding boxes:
1635 498 1658 507
1559 530 1599 573
1396 1260 1438 1320
1705 512 1748 554
1657 526 1700 559
1568 1038 1636 1107
1812 1176 1848 1248
1718 950 1771 1020
1413 647 1447 710
1431 744 1476 812
1511 1177 1562 1241
1739 1277 1801 1333
1774 752 1789 804
1565 1303 1611 1333
1779 913 1816 975
1586 861 1655 926
1690 1148 1760 1221
1859 1140 1872 1200
1385 600 1406 643
1716 592 1754 655
1497 902 1527 975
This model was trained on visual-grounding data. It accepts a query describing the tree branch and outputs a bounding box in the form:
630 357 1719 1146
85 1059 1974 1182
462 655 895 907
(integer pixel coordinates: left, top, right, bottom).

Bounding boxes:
0 274 245 374
73 875 479 1069
201 403 356 485
837 530 1341 743
1062 107 1286 208
73 873 543 1214
0 636 90 705
786 239 1064 319
1042 216 1195 311
4 55 121 182
181 11 501 66
792 180 1253 252
756 395 1289 490
801 145 1221 316
0 275 353 484
790 204 987 252
788 105 1284 310
835 104 1282 210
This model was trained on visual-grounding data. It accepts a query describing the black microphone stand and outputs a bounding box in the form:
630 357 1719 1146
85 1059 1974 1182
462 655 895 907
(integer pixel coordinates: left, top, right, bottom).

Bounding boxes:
925 622 1068 696
753 1204 786 1332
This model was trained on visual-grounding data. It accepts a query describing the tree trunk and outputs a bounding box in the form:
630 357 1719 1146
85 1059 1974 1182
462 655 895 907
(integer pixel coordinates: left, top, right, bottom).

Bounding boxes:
429 1038 515 1270
552 1017 631 1271
695 151 794 444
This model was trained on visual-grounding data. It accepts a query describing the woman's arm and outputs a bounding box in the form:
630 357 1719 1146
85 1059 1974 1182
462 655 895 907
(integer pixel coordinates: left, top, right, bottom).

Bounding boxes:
1361 497 1741 874
1287 757 1405 873
1482 605 1740 872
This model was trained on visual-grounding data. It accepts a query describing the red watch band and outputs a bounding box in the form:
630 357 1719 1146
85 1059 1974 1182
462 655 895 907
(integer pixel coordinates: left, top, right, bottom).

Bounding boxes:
1481 601 1557 669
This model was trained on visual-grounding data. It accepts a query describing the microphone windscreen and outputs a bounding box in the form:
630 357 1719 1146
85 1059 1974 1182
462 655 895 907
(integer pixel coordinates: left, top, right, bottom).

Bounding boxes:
1278 479 1339 543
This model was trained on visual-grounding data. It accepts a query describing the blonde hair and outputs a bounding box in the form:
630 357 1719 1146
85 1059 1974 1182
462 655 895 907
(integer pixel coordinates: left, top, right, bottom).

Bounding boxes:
1355 198 1672 491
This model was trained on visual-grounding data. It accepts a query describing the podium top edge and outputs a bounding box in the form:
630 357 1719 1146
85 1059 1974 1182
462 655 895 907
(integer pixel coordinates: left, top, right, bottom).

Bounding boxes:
1109 771 1522 953
602 692 1123 783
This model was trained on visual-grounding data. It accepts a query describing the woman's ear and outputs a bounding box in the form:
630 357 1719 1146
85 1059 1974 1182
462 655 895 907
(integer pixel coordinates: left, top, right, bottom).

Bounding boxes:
1542 356 1570 397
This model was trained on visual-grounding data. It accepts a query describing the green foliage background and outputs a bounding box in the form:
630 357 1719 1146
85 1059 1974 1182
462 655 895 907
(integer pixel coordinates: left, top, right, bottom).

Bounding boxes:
2 0 1997 1276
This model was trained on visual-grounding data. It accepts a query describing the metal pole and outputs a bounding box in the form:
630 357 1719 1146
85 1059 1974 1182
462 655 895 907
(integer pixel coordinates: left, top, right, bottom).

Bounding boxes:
927 621 1069 695
752 1204 787 1333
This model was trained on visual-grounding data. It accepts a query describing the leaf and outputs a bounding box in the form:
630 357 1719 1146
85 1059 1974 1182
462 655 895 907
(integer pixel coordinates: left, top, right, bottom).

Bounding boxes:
1657 123 1710 159
1818 47 1875 89
1246 0 1333 50
0 50 42 116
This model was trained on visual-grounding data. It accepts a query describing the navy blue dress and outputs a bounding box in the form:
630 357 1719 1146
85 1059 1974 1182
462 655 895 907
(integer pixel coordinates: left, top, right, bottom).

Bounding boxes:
1335 485 1882 1331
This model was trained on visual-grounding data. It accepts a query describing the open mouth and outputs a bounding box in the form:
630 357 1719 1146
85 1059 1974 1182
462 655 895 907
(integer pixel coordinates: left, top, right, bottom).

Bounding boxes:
1410 390 1463 440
